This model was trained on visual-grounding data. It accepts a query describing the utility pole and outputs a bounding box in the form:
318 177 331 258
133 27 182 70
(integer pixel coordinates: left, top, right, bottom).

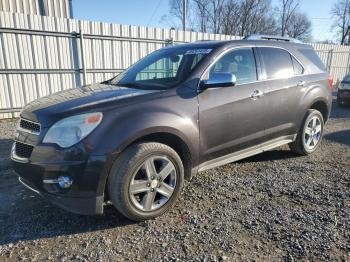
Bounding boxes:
38 0 47 16
69 0 74 18
182 0 187 31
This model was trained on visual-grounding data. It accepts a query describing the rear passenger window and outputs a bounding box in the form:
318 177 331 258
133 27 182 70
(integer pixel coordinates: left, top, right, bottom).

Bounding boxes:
259 47 294 79
291 56 304 75
210 48 257 85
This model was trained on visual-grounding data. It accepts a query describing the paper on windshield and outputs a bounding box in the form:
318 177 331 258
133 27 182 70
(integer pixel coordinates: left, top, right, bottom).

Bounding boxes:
185 49 212 55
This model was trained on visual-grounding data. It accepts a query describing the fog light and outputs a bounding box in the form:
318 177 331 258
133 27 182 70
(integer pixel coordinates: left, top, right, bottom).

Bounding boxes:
58 176 73 189
43 176 73 189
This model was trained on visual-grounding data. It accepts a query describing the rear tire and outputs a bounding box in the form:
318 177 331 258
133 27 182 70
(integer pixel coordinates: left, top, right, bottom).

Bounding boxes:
289 109 324 155
108 142 184 221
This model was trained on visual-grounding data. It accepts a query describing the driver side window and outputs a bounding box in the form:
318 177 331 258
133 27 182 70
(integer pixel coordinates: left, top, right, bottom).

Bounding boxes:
210 48 257 85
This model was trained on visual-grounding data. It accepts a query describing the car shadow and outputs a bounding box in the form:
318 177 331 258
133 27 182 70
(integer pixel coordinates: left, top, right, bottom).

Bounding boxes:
0 137 137 245
324 129 350 146
237 149 299 164
0 193 137 245
0 138 13 159
330 101 350 119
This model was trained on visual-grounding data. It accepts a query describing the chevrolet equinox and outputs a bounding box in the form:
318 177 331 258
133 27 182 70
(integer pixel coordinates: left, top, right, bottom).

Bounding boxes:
12 36 333 221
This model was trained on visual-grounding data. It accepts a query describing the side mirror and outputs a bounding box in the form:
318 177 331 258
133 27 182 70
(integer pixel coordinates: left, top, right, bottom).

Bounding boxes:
202 73 237 89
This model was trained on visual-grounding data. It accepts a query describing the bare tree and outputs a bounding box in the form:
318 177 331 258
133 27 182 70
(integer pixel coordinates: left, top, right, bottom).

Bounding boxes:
279 0 300 36
238 0 263 36
194 0 279 36
165 0 311 40
191 0 209 32
238 0 278 36
163 0 196 30
210 0 226 34
169 0 184 22
250 14 280 35
331 0 350 45
286 12 312 41
192 0 226 33
221 0 241 35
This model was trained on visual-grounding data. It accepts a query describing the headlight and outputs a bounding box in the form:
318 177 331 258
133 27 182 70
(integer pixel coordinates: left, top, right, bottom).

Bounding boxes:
43 112 103 148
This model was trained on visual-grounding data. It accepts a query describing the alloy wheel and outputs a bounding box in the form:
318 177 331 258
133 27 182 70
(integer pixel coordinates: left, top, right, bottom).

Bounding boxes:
129 156 177 212
303 116 322 151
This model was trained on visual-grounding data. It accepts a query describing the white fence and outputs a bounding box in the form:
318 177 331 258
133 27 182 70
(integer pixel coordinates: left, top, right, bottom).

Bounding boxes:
0 0 72 18
0 11 349 119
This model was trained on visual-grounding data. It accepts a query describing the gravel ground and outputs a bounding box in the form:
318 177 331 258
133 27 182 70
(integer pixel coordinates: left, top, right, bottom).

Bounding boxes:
0 102 349 261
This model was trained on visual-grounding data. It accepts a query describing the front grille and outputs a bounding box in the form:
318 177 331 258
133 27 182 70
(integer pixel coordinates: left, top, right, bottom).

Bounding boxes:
15 142 34 159
19 119 41 134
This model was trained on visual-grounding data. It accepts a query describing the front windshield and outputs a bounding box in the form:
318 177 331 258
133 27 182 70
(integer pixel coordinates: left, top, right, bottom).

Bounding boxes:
111 46 213 90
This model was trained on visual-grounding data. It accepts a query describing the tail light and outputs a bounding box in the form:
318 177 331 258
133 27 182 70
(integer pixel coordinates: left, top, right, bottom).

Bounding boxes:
328 75 334 89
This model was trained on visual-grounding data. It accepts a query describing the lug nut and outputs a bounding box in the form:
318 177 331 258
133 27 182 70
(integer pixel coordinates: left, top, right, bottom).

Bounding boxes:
147 183 150 187
151 188 154 192
151 176 155 180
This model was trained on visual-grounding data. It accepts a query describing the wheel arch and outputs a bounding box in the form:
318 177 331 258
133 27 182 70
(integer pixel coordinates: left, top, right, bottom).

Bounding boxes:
132 132 193 181
300 81 331 124
102 130 195 202
309 99 329 122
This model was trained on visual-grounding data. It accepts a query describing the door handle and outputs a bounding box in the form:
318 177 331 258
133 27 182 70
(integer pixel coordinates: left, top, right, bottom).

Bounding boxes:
251 90 263 100
297 80 306 87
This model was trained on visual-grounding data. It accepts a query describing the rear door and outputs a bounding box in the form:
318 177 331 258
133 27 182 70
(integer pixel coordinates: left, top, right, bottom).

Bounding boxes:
198 47 266 163
257 47 306 141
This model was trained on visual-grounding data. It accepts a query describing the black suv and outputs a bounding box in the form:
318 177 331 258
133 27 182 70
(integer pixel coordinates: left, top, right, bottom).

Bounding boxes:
12 36 333 221
337 74 350 105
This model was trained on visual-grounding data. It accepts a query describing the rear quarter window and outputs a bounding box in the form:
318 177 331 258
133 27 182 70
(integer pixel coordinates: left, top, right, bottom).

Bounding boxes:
299 48 327 72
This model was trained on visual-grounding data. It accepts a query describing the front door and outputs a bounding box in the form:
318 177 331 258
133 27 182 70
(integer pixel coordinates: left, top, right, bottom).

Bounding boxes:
198 47 266 164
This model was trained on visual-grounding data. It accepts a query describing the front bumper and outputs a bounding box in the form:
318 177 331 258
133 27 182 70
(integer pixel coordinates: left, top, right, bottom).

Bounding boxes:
11 142 109 215
18 177 104 215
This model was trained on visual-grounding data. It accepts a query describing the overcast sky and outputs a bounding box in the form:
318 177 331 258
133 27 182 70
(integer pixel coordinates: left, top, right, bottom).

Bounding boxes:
73 0 337 42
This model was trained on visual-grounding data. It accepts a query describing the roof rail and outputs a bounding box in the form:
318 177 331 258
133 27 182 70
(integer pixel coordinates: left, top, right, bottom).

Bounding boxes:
243 34 302 43
195 39 216 42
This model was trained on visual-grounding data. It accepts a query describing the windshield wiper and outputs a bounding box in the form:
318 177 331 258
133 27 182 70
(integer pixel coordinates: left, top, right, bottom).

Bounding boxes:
115 81 168 90
115 82 146 88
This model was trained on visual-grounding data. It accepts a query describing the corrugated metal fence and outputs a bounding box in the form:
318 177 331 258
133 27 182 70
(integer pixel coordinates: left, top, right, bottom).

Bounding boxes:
0 11 349 119
0 0 72 18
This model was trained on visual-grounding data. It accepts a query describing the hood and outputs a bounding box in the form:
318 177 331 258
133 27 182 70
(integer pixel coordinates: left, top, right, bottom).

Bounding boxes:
21 83 162 126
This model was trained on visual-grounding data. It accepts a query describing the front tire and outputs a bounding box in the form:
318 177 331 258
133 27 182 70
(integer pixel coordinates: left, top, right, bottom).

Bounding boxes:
108 142 184 221
289 109 324 155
